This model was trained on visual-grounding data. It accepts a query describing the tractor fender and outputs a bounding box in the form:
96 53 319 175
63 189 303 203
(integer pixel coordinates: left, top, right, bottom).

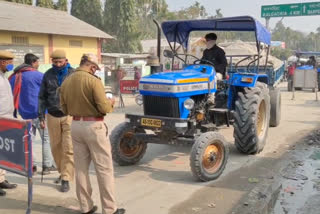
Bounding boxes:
227 73 269 110
229 73 269 88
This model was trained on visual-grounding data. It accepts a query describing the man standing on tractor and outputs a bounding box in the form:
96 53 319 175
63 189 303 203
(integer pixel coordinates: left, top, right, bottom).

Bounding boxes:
307 56 317 67
201 33 228 79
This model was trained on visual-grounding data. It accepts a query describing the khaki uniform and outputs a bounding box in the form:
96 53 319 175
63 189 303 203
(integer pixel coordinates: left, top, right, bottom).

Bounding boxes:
0 70 14 183
60 68 116 214
47 114 74 181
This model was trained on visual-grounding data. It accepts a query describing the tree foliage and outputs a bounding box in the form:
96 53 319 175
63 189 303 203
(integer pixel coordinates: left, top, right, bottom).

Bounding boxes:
36 0 54 9
103 0 141 53
71 0 103 30
5 0 32 5
271 21 320 59
55 0 68 11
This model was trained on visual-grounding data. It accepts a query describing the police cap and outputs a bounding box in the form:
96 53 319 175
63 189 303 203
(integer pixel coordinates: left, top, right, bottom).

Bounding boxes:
0 50 14 60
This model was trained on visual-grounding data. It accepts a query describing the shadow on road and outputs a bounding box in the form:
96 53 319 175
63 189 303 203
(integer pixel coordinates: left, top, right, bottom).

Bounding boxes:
0 195 78 214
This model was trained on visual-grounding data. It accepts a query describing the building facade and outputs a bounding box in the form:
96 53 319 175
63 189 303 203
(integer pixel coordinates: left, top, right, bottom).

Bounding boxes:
0 1 111 70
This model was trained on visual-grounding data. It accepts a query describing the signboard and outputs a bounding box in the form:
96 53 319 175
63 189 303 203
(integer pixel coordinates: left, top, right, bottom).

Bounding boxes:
0 117 33 214
271 41 286 49
261 2 320 18
121 64 142 80
120 80 139 94
0 44 45 64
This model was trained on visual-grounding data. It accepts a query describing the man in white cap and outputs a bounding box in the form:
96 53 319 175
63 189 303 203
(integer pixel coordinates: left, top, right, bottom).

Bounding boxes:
0 50 18 196
60 53 124 214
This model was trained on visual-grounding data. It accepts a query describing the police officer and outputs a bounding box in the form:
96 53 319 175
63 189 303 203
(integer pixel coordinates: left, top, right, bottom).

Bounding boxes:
60 54 125 214
0 50 18 196
201 33 228 78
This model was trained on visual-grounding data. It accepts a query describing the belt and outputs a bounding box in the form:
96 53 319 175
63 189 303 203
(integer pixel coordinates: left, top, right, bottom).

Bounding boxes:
73 116 104 121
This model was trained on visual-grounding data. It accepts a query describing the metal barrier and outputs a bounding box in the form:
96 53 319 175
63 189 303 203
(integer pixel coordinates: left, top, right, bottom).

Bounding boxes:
0 117 33 214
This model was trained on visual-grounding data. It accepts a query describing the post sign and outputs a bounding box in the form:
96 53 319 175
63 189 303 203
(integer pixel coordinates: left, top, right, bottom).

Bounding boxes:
0 117 33 214
261 2 320 18
120 80 139 94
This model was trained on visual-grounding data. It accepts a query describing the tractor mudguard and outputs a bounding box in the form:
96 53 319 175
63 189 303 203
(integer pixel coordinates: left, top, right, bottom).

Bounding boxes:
227 73 269 109
229 73 269 88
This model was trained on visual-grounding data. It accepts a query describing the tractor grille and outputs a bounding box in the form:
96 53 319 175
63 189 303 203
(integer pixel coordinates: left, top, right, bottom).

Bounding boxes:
143 96 180 118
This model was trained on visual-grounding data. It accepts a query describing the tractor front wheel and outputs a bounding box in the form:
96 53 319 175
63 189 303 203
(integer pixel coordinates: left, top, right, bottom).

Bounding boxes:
110 122 147 166
190 132 229 181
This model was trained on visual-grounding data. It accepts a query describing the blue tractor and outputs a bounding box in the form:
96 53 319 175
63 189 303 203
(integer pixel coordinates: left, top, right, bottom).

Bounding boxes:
110 16 284 181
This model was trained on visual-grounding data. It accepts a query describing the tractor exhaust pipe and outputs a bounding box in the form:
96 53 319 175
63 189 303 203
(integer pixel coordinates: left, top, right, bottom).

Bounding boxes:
147 19 163 74
153 19 161 60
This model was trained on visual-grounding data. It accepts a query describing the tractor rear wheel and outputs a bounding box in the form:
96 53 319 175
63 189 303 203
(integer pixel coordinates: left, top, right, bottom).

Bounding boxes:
269 88 281 127
233 82 270 154
190 132 229 181
318 72 320 90
110 122 147 166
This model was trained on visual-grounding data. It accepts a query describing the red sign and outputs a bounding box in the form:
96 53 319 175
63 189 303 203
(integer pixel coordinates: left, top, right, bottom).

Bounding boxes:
120 80 139 94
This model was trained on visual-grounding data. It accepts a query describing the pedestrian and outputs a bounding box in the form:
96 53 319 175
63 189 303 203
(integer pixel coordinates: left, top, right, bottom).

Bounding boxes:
9 53 57 175
38 49 74 192
0 50 18 196
60 53 125 214
115 66 126 95
307 56 317 67
134 66 141 80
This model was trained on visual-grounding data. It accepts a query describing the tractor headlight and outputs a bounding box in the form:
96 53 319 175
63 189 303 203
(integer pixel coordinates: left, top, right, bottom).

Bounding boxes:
184 99 195 110
135 95 143 106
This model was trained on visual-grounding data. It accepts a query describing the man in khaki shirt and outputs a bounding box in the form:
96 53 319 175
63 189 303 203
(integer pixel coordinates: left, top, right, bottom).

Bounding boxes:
60 54 125 214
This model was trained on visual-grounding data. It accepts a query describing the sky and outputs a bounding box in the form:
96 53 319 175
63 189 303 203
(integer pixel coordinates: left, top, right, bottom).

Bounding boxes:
166 0 320 33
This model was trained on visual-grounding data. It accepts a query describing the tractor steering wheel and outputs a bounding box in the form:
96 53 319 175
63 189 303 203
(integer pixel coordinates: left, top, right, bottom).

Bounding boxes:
193 59 215 67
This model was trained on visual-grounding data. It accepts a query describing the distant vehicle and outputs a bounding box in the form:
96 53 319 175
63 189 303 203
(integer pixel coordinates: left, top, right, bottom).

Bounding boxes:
287 51 320 91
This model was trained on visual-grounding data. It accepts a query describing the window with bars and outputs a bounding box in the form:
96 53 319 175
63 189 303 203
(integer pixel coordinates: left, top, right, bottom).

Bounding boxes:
12 36 29 45
69 40 83 47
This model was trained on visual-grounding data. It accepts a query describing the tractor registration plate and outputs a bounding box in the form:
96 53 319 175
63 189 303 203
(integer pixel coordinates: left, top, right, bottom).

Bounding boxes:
141 118 162 128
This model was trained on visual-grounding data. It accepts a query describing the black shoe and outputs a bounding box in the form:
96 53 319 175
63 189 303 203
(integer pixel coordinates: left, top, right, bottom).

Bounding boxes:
0 180 17 189
0 188 6 196
33 166 37 175
60 180 69 192
48 165 58 171
113 208 126 214
43 165 57 175
82 205 98 214
54 176 61 184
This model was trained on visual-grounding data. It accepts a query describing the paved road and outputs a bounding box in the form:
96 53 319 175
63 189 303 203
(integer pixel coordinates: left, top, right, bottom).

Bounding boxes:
1 83 320 214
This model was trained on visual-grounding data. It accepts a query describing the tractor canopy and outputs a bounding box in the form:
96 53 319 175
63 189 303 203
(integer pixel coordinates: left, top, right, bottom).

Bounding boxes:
295 51 320 57
161 16 271 49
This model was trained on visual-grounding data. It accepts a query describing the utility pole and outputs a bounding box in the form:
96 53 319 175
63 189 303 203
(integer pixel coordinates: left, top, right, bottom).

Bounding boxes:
265 18 270 30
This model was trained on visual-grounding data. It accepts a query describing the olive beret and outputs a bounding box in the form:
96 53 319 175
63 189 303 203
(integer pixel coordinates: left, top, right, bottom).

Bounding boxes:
51 49 66 59
0 50 14 59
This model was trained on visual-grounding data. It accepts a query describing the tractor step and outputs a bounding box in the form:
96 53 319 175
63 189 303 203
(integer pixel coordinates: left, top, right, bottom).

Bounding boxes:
209 108 230 127
209 108 229 113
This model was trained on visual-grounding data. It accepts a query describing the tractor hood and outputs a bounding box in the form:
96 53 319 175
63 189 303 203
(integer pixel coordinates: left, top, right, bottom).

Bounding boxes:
139 65 217 97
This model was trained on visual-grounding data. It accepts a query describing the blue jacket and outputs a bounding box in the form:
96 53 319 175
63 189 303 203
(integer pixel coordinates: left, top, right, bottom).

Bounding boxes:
9 64 44 119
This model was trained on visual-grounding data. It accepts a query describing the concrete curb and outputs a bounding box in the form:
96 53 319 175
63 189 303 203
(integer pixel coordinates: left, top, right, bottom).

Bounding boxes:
230 176 282 214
